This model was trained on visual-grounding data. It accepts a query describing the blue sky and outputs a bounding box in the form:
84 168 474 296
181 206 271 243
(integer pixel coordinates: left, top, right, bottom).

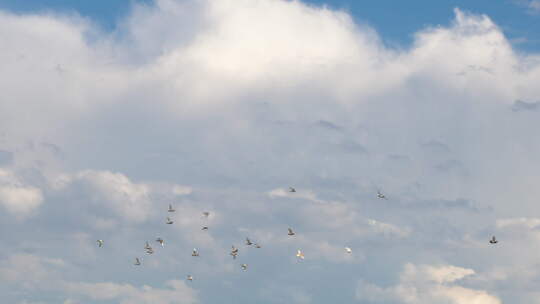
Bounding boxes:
1 0 539 51
2 1 540 303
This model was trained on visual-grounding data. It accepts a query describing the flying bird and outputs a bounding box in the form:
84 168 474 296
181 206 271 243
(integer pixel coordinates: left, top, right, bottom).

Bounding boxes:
166 217 174 224
96 240 104 247
345 247 352 254
144 242 152 250
192 248 199 257
241 264 248 271
134 258 141 266
230 246 239 259
245 238 253 246
289 187 296 193
296 249 305 259
202 212 210 218
288 228 295 236
489 236 498 244
187 275 193 281
202 226 209 231
146 248 154 255
168 204 175 212
156 238 164 247
255 243 262 248
377 190 387 200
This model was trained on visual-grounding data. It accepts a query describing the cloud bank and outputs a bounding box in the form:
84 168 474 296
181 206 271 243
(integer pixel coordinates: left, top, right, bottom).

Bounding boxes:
1 0 540 303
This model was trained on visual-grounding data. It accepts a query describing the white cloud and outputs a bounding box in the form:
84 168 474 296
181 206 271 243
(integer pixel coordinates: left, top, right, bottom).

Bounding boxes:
64 280 198 304
73 170 153 222
172 185 192 196
0 254 65 290
0 169 43 218
496 217 540 229
1 0 540 302
0 253 199 304
267 187 325 203
356 263 501 304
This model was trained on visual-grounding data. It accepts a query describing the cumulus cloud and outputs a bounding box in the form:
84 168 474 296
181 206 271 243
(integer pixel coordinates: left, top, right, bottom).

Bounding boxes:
356 263 501 304
1 0 540 303
64 280 198 304
0 253 198 304
0 169 43 217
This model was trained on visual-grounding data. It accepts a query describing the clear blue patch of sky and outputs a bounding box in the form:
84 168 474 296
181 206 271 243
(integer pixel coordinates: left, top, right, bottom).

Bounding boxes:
0 0 538 52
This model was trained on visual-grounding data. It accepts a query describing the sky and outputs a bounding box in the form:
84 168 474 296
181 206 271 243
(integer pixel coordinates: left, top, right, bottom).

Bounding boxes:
1 0 540 51
1 0 540 303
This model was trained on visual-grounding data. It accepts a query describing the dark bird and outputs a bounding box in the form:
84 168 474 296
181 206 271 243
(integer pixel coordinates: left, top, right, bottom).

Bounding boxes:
288 228 295 236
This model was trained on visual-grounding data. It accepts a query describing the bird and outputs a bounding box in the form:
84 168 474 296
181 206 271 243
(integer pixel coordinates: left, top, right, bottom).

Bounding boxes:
288 228 295 236
192 248 199 257
168 204 175 212
166 217 174 224
202 212 210 218
96 240 104 247
345 247 352 254
296 249 305 259
202 226 209 231
144 241 152 250
146 248 154 255
489 236 498 244
241 264 248 271
230 246 239 259
255 243 262 248
187 275 193 281
377 190 387 200
245 238 253 246
134 258 141 266
156 238 164 247
289 187 296 193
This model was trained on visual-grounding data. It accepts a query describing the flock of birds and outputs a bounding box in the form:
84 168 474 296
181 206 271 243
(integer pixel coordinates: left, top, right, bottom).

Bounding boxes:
94 187 499 281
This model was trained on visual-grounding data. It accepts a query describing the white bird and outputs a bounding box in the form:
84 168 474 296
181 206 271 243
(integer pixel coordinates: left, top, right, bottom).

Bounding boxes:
96 240 104 247
166 217 174 224
134 258 141 265
202 211 210 218
377 190 387 200
289 187 296 193
489 236 498 244
241 264 248 271
187 275 193 281
345 247 352 254
296 249 305 259
288 228 295 236
168 204 175 212
192 248 199 257
245 238 253 246
146 248 154 255
144 241 152 250
255 243 262 248
156 238 164 247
